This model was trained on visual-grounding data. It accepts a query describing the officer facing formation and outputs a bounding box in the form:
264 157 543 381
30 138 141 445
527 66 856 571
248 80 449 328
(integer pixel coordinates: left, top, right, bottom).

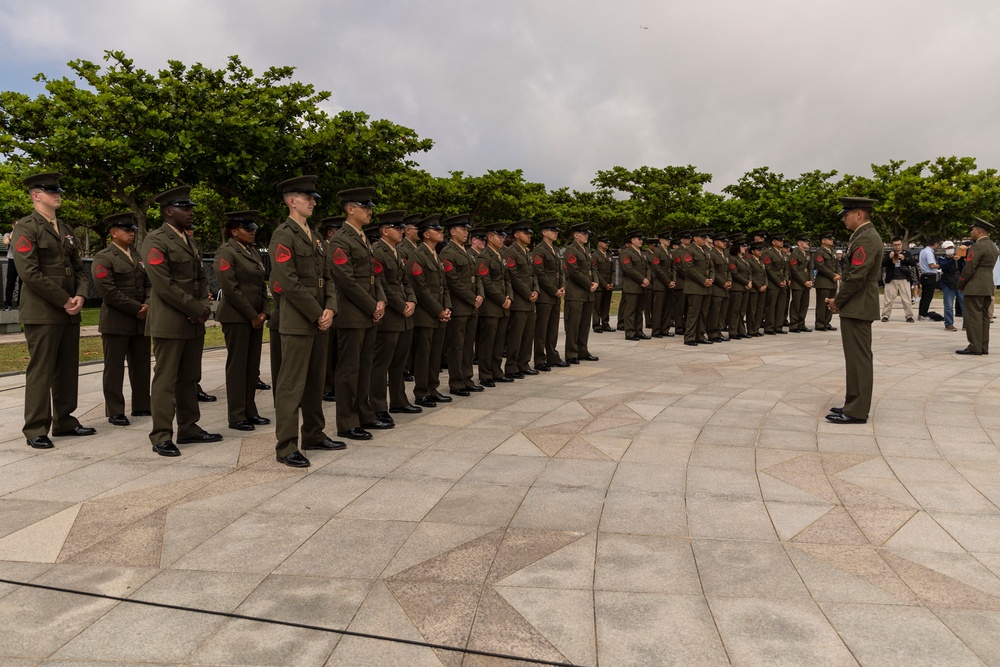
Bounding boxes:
142 186 221 456
956 217 999 356
14 173 96 449
92 212 151 427
214 210 270 432
270 176 340 468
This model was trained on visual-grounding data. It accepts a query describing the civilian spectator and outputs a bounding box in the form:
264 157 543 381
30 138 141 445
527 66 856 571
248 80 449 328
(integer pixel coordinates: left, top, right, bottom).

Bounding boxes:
939 241 963 332
918 237 941 319
880 237 915 322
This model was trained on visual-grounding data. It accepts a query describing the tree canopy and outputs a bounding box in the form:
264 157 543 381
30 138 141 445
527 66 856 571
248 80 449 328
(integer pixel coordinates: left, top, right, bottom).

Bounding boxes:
2 51 998 253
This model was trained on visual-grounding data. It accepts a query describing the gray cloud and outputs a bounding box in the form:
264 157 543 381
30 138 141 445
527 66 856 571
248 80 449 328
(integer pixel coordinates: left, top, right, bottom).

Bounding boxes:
2 0 998 192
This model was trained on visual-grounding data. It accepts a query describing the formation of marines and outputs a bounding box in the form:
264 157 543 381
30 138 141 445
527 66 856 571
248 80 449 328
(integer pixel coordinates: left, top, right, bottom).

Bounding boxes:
11 175 997 460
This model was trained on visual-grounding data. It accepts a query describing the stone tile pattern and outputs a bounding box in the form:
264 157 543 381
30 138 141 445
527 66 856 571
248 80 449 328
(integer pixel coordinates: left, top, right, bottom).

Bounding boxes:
1 307 999 665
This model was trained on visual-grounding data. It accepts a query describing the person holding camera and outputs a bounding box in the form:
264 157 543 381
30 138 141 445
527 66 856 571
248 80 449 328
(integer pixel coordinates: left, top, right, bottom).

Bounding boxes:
880 237 916 322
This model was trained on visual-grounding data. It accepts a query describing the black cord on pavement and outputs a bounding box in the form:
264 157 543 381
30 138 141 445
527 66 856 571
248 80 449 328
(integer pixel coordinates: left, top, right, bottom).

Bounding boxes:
0 577 577 666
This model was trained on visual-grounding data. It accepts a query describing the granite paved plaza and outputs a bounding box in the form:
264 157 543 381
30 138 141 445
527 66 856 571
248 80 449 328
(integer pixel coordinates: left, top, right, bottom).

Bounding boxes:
1 304 1000 666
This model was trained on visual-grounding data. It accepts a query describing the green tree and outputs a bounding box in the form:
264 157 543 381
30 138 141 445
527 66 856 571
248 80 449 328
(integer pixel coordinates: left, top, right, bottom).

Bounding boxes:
0 51 432 249
592 165 715 234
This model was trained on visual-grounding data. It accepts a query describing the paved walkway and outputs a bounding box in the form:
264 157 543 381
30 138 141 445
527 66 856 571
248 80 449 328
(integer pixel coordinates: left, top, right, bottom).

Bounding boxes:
1 306 999 666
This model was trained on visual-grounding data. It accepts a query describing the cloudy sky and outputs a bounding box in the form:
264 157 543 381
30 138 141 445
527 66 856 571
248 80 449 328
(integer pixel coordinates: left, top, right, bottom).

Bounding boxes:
1 0 997 193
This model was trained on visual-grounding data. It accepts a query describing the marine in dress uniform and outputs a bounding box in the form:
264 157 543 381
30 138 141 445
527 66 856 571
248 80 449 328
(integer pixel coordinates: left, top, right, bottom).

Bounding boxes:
407 215 454 406
671 231 693 335
707 233 732 342
13 173 96 449
788 234 814 332
92 213 151 426
763 233 788 334
369 211 421 419
727 237 752 339
563 222 599 362
651 232 675 338
592 236 615 333
956 217 999 356
142 186 221 456
746 243 767 336
476 223 514 386
813 230 840 331
826 197 883 424
330 188 389 440
532 219 567 370
682 229 715 345
503 220 539 377
215 210 271 431
619 230 651 340
440 214 485 395
399 214 422 382
319 216 344 402
641 239 657 332
269 176 341 468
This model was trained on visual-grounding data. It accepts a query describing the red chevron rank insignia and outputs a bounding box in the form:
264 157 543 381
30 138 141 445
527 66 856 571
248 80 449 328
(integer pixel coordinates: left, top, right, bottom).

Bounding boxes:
442 259 454 272
333 248 348 265
147 248 165 265
372 258 383 274
533 254 543 265
506 257 516 268
568 254 577 265
275 244 292 263
218 258 231 271
95 264 109 279
272 281 282 293
15 236 32 253
477 262 489 276
411 262 423 276
851 247 866 266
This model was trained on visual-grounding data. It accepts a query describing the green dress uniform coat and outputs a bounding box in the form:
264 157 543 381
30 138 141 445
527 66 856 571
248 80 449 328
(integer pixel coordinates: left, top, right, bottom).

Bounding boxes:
727 254 751 337
441 240 484 391
619 245 650 338
371 239 416 411
141 225 212 446
651 245 673 337
329 223 385 431
269 219 337 457
681 244 713 344
563 241 595 359
707 247 731 339
532 241 564 366
958 235 999 354
92 242 151 418
407 242 451 400
215 238 269 425
640 247 656 329
788 246 812 331
833 222 883 420
813 246 839 330
322 234 338 397
592 247 614 331
504 243 538 375
12 211 89 438
476 246 513 382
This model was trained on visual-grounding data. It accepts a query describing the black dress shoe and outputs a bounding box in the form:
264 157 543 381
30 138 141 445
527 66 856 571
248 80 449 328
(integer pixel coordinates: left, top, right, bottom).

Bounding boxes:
375 411 396 423
665 332 676 337
581 355 600 361
602 326 615 332
498 375 516 383
229 421 255 431
825 412 867 424
403 372 414 381
826 326 837 331
625 336 641 341
362 420 394 430
652 333 663 338
554 360 571 368
700 339 713 344
52 426 97 437
674 328 685 335
567 358 580 365
433 393 453 402
510 372 524 379
152 441 181 457
800 327 812 332
302 438 346 450
177 431 223 444
467 384 485 392
131 410 152 417
338 428 373 440
522 369 539 376
277 451 310 467
481 379 496 388
322 392 336 402
828 407 843 414
390 405 423 414
196 391 217 402
416 396 438 408
536 364 551 372
956 348 983 355
708 337 724 343
765 331 777 335
249 415 271 426
256 380 271 390
639 334 651 340
27 435 54 449
593 328 603 334
684 341 698 346
776 330 788 335
108 414 131 426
